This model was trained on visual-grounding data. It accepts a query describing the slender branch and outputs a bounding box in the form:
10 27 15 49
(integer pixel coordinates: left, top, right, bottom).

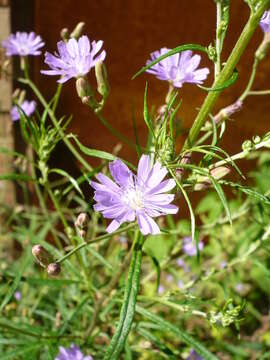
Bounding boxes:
182 1 270 150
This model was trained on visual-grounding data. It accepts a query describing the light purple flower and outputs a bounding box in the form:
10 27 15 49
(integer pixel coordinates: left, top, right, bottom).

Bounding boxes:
2 32 44 56
182 237 204 257
41 35 106 83
14 291 22 301
90 154 178 235
10 100 36 121
158 285 165 294
146 48 209 88
219 261 227 269
260 11 270 33
55 344 93 360
187 349 204 360
177 280 184 289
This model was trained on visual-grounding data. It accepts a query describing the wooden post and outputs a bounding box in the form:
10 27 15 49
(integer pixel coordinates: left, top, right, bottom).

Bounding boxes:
0 0 14 205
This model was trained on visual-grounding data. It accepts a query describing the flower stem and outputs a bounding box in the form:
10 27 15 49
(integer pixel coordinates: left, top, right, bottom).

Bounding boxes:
182 0 270 150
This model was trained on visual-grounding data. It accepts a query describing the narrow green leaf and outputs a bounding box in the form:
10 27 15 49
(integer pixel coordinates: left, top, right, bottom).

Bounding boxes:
133 44 208 79
136 305 218 360
0 249 32 312
209 176 232 225
198 68 238 91
1 343 42 360
50 168 83 197
0 173 33 181
143 83 155 137
104 233 143 360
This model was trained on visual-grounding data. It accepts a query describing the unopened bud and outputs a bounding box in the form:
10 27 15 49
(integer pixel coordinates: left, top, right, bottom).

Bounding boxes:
255 33 270 61
75 213 88 229
82 96 90 104
32 245 53 268
79 229 86 238
18 90 26 105
213 100 243 124
47 263 61 276
242 139 254 152
60 28 69 41
194 166 230 191
76 77 93 102
12 88 20 100
70 22 85 39
95 61 110 98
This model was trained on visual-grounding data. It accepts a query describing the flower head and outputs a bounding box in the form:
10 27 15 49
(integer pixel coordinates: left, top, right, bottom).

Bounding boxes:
41 35 106 83
260 10 270 33
90 154 178 235
182 236 204 257
2 32 44 56
187 349 204 360
14 291 22 301
55 344 93 360
10 100 36 121
146 48 209 88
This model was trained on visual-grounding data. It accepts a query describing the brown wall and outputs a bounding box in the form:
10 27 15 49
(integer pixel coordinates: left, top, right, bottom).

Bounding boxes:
32 0 269 168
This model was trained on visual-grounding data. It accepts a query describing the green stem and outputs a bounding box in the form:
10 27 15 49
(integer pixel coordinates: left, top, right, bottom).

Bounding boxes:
247 89 270 96
19 78 93 172
215 1 223 77
56 223 136 264
239 57 259 101
182 1 270 150
52 83 63 113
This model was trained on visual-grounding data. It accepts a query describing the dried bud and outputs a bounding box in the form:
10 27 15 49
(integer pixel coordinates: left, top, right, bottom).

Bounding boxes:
75 213 88 229
76 77 93 102
82 96 90 104
47 263 61 276
60 27 69 41
12 88 20 100
95 61 110 98
32 245 53 268
70 22 85 39
213 100 243 124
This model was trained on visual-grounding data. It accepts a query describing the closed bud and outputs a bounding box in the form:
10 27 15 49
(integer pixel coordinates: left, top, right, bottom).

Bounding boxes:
47 263 61 276
18 90 26 105
70 22 85 39
95 61 110 98
194 166 230 191
32 245 53 268
255 33 270 61
60 28 69 41
213 100 242 124
75 213 88 229
79 229 86 238
12 88 20 100
76 77 93 102
242 139 254 152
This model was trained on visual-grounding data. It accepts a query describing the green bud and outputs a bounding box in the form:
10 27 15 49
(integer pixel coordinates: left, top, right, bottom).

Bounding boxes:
252 135 261 144
70 22 85 39
207 44 217 62
95 61 110 98
255 33 270 61
60 28 69 41
242 139 254 152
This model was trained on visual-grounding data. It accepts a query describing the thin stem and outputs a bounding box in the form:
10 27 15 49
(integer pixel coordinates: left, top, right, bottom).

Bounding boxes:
52 83 63 113
19 78 93 173
239 57 259 101
215 1 222 77
56 223 136 264
248 89 270 96
182 1 270 150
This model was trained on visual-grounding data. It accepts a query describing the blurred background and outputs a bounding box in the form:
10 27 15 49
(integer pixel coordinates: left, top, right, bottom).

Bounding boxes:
1 0 270 203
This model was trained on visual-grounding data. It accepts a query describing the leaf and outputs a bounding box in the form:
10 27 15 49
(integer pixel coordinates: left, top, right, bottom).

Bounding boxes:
0 173 33 181
50 168 83 197
0 249 32 312
209 176 232 226
133 44 208 79
1 343 42 360
198 68 238 91
143 83 155 137
136 305 218 360
104 233 143 360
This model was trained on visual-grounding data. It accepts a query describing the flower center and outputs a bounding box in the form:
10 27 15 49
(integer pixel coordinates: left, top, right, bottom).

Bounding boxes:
122 187 144 211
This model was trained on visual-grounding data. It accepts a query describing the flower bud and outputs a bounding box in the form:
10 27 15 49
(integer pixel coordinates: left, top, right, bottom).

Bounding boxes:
79 229 86 238
242 140 254 152
70 22 85 39
75 213 88 229
18 90 26 105
47 263 61 276
95 61 110 98
255 33 270 61
60 28 69 41
76 77 93 102
213 100 242 124
32 245 53 268
194 166 230 191
12 88 20 100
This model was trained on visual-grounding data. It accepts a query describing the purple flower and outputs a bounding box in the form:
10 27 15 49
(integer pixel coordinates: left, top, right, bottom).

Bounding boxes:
187 349 204 360
14 291 22 301
2 32 44 56
41 35 106 83
10 100 36 121
90 155 178 235
182 237 204 257
219 261 227 269
158 285 165 294
146 48 209 88
260 11 270 33
55 344 93 360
